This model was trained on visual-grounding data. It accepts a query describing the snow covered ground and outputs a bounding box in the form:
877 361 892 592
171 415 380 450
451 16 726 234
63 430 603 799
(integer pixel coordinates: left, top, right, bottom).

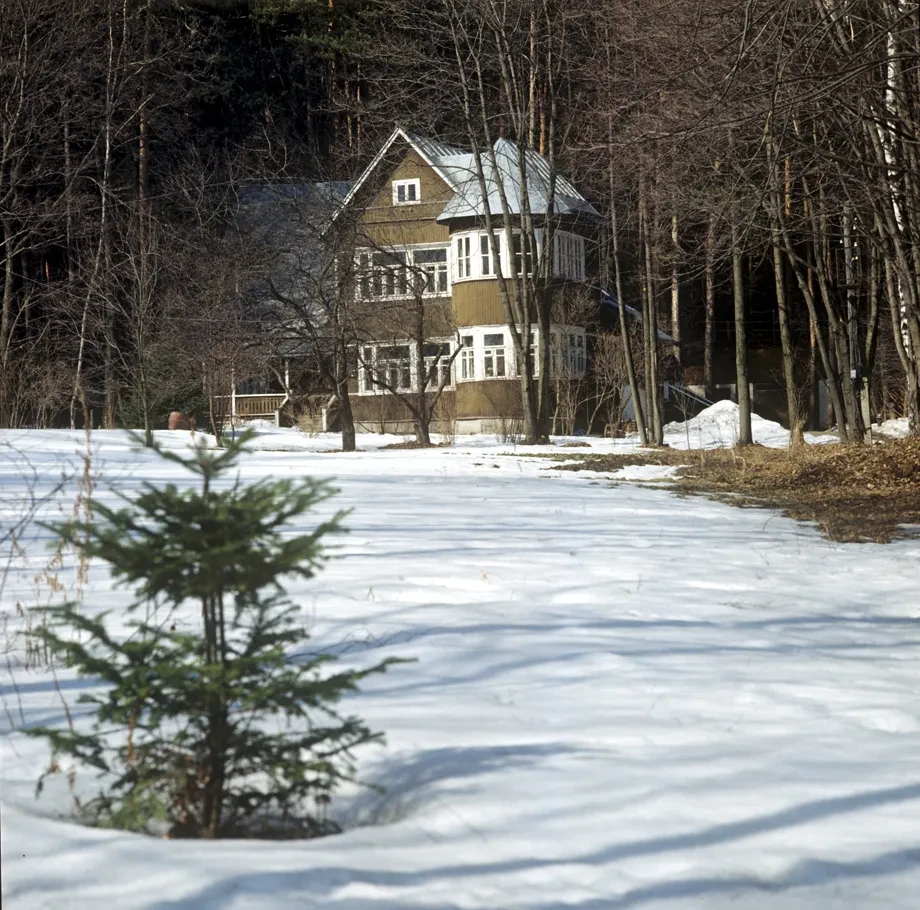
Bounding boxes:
2 421 919 909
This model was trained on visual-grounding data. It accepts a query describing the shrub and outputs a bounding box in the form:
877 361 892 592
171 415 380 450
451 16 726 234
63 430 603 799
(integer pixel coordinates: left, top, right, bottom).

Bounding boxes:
28 432 396 838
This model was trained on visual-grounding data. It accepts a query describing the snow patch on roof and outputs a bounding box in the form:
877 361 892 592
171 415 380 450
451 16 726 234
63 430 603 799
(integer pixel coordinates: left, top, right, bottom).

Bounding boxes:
437 137 599 221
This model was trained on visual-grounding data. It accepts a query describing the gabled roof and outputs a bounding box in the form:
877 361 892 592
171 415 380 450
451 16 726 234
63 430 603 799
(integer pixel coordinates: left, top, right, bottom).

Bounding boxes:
334 126 599 223
333 127 466 218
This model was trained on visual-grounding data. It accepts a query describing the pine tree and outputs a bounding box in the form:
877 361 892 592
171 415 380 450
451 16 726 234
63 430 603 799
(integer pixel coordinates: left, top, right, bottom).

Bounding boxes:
28 432 396 839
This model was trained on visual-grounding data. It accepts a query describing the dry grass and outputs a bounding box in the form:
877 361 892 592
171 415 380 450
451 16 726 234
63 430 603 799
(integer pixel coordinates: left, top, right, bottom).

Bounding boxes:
550 439 920 543
378 440 447 450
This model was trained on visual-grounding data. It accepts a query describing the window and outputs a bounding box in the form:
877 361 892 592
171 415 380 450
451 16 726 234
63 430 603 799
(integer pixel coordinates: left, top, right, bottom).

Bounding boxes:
359 250 407 299
379 251 408 298
357 247 448 299
457 236 471 279
568 332 586 374
377 345 411 390
483 332 506 378
513 232 534 276
423 342 453 389
460 335 475 380
415 248 449 295
393 178 420 205
555 232 585 280
362 346 375 392
514 332 539 377
481 234 500 276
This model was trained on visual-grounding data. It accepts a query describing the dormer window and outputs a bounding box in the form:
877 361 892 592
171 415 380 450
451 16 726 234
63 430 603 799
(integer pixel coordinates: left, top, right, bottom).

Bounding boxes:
393 178 421 205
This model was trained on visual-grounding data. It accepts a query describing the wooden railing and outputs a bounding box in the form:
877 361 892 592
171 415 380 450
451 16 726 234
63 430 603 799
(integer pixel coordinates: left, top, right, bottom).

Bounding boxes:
213 394 288 418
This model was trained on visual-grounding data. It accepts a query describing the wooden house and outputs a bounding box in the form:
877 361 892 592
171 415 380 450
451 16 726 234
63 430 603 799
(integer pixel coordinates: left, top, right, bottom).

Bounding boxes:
337 127 601 434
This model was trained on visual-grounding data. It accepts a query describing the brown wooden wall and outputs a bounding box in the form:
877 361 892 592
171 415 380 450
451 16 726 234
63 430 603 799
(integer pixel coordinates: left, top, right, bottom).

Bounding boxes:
358 298 454 340
359 149 452 247
455 379 522 419
351 389 456 428
349 379 523 425
452 281 507 327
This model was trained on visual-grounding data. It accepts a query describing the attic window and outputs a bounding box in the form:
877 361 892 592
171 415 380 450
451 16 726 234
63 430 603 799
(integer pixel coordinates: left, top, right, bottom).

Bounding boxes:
393 178 421 205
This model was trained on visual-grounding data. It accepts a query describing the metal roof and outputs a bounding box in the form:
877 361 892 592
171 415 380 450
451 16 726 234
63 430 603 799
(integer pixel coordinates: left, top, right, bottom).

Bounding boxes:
437 138 599 221
334 127 599 223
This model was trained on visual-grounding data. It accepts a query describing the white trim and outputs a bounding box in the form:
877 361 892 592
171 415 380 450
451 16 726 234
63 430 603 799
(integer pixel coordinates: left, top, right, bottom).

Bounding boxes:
451 229 547 284
553 231 586 281
355 243 451 301
451 324 587 383
392 178 421 205
357 337 457 396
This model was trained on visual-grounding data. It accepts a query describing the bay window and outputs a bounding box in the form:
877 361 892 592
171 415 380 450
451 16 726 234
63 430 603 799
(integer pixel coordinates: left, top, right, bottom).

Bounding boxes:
457 236 471 279
460 335 475 380
483 332 506 378
513 232 534 276
569 332 586 373
481 234 500 276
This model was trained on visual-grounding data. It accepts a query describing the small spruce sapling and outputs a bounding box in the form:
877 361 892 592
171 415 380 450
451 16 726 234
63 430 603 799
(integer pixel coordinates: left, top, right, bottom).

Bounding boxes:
28 432 397 838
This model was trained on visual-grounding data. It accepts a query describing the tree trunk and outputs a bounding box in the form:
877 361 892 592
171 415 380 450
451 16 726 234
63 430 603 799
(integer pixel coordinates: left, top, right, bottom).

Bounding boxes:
1 221 12 370
704 215 715 401
610 195 647 445
640 185 663 444
413 298 431 445
731 228 753 445
771 226 802 445
533 289 552 440
337 377 356 452
670 210 680 363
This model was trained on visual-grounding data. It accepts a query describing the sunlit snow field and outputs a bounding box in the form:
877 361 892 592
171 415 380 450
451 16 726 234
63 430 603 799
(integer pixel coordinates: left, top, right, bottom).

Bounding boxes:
2 410 919 909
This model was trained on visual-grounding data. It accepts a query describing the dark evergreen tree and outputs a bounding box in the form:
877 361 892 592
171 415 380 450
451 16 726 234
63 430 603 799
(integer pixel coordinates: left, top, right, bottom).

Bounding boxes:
28 432 396 838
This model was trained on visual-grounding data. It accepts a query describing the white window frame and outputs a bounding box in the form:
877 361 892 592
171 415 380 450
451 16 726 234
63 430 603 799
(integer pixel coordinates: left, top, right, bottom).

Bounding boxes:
459 335 475 381
356 245 451 301
568 331 586 374
456 236 472 279
413 247 450 296
549 326 587 377
392 178 421 206
483 331 507 378
513 231 535 276
358 339 456 396
480 234 499 276
423 342 454 391
362 344 412 393
553 231 586 281
451 230 546 283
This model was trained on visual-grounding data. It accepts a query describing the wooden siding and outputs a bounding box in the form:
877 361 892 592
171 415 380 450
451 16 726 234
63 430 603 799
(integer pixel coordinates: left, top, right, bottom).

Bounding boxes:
452 279 597 329
359 149 452 248
452 280 508 327
348 380 522 426
351 389 456 429
455 379 522 419
354 298 453 342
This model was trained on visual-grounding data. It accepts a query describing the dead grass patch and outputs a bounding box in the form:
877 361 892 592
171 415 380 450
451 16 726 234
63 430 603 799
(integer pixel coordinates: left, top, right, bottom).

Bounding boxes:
549 440 920 543
378 441 448 450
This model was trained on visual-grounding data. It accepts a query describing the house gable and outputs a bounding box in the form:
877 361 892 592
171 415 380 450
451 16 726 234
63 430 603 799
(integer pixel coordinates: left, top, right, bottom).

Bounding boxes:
359 145 453 248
